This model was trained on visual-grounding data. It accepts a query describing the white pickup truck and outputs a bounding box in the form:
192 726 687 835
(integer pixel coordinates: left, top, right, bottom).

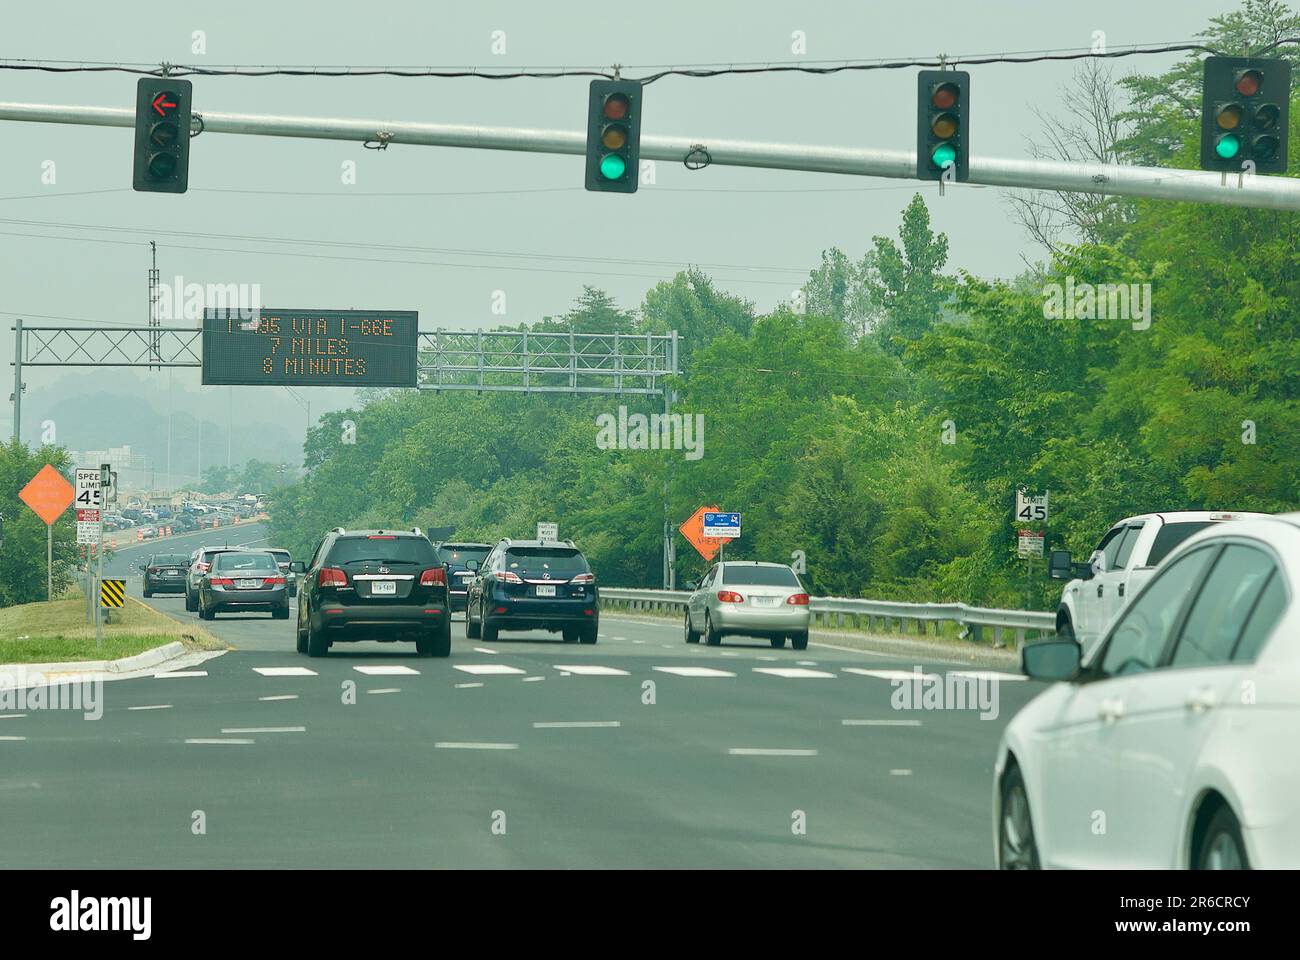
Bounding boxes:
1048 510 1269 661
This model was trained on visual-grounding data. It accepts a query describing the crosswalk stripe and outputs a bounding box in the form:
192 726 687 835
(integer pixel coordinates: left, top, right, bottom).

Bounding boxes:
551 664 629 676
252 667 318 677
154 671 207 679
728 748 818 757
753 667 835 679
652 666 736 678
455 664 526 676
353 666 420 676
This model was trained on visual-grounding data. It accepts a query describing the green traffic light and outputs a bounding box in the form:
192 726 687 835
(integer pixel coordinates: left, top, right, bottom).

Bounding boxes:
930 143 957 169
599 153 626 180
1215 134 1241 159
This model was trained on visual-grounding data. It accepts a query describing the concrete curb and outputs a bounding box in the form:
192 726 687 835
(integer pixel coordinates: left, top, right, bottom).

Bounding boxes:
0 640 204 687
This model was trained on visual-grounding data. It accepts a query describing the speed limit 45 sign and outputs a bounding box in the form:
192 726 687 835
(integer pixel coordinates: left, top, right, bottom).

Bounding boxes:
1015 488 1049 524
75 469 103 511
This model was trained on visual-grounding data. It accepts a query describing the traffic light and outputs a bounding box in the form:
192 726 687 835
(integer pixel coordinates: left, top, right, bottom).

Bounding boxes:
585 79 643 193
917 70 970 182
133 77 193 193
1200 56 1290 174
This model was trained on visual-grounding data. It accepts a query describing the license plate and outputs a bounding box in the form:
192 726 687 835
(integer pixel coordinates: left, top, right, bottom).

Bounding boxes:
753 596 779 606
535 584 556 597
372 581 397 595
237 579 261 589
164 569 179 575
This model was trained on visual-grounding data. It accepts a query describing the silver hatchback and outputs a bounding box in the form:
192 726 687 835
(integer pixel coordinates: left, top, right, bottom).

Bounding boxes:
684 561 811 650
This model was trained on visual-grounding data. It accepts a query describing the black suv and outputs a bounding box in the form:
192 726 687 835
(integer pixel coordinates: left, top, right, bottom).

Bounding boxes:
140 552 189 597
436 542 492 612
465 539 598 643
292 528 451 658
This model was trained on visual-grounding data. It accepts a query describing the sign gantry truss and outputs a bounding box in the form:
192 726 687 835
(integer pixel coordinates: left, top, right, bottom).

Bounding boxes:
12 322 679 396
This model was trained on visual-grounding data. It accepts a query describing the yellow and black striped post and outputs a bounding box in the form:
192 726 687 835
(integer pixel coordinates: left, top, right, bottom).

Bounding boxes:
99 578 126 608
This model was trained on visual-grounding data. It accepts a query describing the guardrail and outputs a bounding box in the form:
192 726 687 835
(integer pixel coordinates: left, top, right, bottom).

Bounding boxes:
599 588 1056 648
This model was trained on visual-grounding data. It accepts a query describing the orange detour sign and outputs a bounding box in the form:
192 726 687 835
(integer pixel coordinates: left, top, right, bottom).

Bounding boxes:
19 464 75 525
679 504 723 562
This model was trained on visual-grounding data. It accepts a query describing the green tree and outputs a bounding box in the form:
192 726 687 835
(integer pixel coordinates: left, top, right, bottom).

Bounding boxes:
0 441 78 607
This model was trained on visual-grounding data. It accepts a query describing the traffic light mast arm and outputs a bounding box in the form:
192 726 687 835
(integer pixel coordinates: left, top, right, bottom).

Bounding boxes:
4 99 1300 211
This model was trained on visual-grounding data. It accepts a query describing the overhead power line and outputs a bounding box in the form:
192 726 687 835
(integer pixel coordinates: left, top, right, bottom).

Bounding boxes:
4 37 1295 85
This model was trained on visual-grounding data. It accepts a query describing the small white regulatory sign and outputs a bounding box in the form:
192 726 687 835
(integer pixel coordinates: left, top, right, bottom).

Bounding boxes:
1014 489 1049 524
537 522 558 541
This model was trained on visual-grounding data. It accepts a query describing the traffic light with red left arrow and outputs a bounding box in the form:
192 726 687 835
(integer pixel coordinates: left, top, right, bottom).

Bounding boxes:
133 78 193 193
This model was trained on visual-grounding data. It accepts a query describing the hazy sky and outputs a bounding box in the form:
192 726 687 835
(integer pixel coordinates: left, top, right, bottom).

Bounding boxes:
0 0 1236 449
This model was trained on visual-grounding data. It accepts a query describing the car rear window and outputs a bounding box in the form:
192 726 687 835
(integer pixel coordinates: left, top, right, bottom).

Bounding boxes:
438 545 491 565
214 552 278 572
328 536 436 565
153 555 188 565
504 548 589 575
267 550 291 564
722 565 801 587
1146 522 1217 566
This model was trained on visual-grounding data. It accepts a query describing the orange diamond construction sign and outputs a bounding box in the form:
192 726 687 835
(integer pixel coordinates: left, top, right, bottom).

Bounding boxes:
679 504 722 562
18 464 75 526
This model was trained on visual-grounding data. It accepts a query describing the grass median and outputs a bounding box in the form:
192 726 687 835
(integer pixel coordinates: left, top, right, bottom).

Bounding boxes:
0 586 226 664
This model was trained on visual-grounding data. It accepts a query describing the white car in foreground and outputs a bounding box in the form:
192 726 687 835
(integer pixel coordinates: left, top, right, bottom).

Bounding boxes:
994 513 1300 869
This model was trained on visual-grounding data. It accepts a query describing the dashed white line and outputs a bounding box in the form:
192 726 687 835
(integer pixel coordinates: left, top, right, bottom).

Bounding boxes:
127 704 173 712
259 695 298 702
353 666 420 676
841 668 940 681
185 738 254 745
532 721 621 729
455 664 526 676
653 666 736 678
753 667 836 679
522 676 544 682
155 671 208 679
472 647 499 655
367 688 400 695
455 682 484 689
842 719 923 727
0 714 28 719
728 748 818 757
220 726 305 734
0 735 28 741
434 741 519 750
949 670 1027 682
890 769 913 776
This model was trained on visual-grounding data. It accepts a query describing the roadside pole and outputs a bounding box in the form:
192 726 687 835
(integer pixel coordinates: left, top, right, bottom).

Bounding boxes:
94 462 109 649
45 522 52 600
11 319 21 444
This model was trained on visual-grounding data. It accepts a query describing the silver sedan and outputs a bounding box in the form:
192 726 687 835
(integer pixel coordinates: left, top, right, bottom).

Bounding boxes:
684 561 811 650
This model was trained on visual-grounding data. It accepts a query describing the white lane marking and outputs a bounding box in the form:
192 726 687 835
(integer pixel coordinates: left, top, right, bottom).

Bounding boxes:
797 660 818 666
0 714 27 719
653 666 736 678
611 636 627 641
753 667 835 679
454 664 526 676
0 736 28 741
756 656 777 661
532 721 621 729
842 719 923 727
660 644 675 649
252 667 318 677
367 688 400 695
259 695 299 702
353 666 420 676
472 647 499 655
720 652 739 657
522 676 544 682
631 639 645 644
842 668 940 681
434 742 519 750
890 769 913 776
127 704 173 712
221 726 305 734
154 671 208 678
949 670 1027 682
455 682 484 689
185 738 254 745
728 748 818 757
551 664 629 676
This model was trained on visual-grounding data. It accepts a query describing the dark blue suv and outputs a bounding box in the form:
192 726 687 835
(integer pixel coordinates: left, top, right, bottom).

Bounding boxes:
465 539 598 643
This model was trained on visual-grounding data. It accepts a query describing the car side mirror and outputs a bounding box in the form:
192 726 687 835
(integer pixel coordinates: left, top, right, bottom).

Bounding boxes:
1088 550 1107 575
1047 549 1072 580
1073 561 1095 581
683 580 698 592
289 561 306 573
1022 639 1082 682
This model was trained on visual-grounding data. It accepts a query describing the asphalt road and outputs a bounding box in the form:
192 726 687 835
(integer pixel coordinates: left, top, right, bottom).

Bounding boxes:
1 523 1046 868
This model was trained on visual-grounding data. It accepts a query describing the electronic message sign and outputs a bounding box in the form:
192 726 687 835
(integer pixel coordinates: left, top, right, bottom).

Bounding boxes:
202 309 419 387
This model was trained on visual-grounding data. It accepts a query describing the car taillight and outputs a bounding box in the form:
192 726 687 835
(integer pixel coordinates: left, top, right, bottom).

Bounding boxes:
717 590 744 603
786 593 810 605
570 573 595 584
319 567 347 588
209 577 234 587
500 571 523 584
264 576 286 585
147 567 159 575
420 568 446 586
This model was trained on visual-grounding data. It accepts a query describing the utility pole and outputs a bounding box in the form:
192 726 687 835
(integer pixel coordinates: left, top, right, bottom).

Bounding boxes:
10 319 22 444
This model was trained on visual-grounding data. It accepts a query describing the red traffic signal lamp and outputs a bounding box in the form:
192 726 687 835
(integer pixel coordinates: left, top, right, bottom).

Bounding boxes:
585 79 643 193
1200 56 1290 173
917 70 970 182
133 77 193 193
